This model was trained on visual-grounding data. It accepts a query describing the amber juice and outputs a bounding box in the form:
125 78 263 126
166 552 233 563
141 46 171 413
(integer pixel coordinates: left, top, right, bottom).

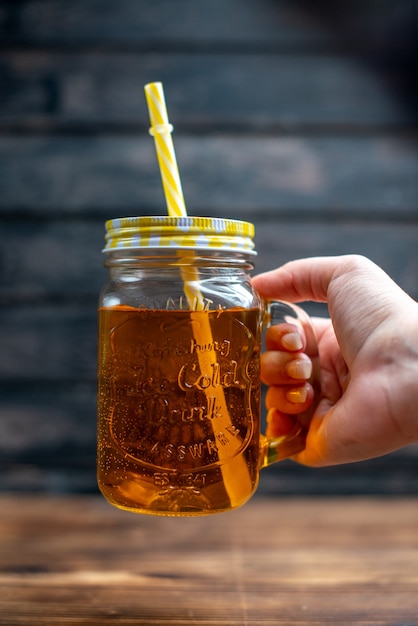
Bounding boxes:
97 305 261 516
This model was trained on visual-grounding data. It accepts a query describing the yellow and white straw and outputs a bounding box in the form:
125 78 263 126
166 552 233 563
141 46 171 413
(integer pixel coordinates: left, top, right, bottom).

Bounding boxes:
143 81 253 507
144 82 187 217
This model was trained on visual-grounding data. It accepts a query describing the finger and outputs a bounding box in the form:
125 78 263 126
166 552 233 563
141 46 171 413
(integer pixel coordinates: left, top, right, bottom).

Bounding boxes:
261 351 313 386
266 409 298 438
266 382 314 415
265 323 305 352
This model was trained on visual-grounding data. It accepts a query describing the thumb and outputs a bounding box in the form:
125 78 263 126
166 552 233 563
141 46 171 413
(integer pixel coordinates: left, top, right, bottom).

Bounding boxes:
252 255 357 304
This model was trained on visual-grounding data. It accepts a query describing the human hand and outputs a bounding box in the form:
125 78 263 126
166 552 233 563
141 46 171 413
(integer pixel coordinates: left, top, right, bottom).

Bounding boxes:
253 255 418 466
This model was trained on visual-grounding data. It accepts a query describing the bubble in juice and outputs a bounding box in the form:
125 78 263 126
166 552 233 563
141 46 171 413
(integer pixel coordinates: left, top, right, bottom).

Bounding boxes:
97 306 261 516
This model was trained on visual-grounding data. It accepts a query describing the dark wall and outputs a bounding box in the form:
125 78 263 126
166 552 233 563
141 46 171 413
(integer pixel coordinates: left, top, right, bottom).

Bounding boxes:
0 0 417 495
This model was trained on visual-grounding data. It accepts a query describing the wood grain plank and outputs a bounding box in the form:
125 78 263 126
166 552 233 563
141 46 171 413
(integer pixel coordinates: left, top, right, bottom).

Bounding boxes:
0 304 97 380
0 384 96 460
2 457 417 497
0 0 416 503
1 220 417 301
0 0 333 48
254 220 418 299
0 377 417 496
0 136 417 214
2 585 418 624
0 219 106 299
0 51 412 128
0 495 417 624
1 429 417 496
0 219 417 381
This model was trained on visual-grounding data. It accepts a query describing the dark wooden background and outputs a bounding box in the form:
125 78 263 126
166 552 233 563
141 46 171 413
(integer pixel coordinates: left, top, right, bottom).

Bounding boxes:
1 0 417 496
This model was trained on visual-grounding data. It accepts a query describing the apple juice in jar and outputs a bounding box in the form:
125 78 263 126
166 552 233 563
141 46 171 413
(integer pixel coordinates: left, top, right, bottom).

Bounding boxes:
97 216 263 516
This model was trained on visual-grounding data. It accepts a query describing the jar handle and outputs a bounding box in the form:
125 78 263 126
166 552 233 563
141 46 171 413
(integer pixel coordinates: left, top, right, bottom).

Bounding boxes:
259 301 320 468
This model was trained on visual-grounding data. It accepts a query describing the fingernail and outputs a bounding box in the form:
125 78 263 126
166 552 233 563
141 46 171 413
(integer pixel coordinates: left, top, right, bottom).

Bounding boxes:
282 332 303 351
286 386 308 404
286 359 312 380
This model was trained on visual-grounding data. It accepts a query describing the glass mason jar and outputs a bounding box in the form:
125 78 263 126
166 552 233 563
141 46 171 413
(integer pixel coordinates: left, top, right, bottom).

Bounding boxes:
97 216 318 516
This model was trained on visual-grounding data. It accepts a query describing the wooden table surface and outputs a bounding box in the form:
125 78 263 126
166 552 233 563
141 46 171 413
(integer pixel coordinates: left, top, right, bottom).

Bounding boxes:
1 494 417 625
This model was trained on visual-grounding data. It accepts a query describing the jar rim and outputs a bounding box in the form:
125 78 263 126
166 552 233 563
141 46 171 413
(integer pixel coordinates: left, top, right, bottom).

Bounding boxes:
103 216 257 255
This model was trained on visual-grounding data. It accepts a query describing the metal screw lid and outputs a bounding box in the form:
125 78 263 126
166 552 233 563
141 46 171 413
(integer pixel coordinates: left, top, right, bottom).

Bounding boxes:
103 216 256 255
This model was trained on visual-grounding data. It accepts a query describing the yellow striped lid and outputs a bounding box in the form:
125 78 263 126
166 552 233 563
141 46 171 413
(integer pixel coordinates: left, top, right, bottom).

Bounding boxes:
103 216 256 255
